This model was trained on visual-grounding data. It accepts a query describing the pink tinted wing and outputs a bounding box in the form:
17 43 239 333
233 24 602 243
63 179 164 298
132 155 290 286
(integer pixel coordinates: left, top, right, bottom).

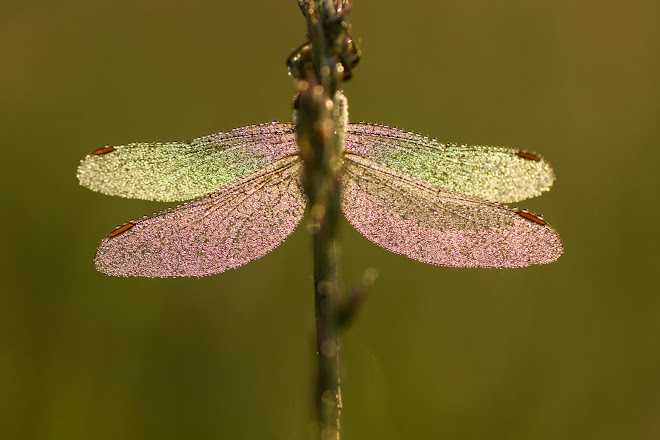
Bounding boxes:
94 155 306 277
340 153 563 268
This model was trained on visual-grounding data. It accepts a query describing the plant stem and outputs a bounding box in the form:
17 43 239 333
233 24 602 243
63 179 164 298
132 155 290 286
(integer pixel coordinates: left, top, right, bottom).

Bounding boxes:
313 196 342 440
293 1 356 438
302 7 340 440
296 73 344 440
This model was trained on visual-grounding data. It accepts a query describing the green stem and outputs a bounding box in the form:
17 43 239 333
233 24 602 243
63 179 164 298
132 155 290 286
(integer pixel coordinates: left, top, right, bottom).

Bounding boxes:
296 82 343 439
313 208 342 440
294 2 355 438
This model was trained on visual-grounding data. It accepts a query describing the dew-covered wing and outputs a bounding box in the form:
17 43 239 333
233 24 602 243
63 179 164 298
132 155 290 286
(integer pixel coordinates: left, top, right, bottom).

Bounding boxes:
77 122 296 202
94 155 305 277
345 123 555 203
340 153 563 268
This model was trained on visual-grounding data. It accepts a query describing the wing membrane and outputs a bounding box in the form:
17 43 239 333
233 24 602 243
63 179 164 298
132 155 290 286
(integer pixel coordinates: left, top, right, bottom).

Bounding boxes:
77 122 297 202
340 153 562 268
345 123 555 203
94 155 306 277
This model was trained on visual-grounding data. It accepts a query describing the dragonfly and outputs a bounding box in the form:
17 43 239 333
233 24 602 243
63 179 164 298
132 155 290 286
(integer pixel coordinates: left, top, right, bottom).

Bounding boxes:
77 98 563 277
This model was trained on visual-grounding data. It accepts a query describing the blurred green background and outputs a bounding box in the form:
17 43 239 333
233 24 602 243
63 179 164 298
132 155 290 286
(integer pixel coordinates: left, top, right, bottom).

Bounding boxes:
2 0 659 439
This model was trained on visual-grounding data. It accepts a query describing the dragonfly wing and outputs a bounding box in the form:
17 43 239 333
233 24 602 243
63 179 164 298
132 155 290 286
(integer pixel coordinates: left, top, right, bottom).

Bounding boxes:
345 123 555 203
340 153 563 268
94 155 305 277
77 122 296 202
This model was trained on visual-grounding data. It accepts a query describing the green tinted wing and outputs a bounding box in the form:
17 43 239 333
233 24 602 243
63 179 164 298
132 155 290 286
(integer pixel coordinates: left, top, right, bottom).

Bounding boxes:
345 123 555 203
77 122 296 202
